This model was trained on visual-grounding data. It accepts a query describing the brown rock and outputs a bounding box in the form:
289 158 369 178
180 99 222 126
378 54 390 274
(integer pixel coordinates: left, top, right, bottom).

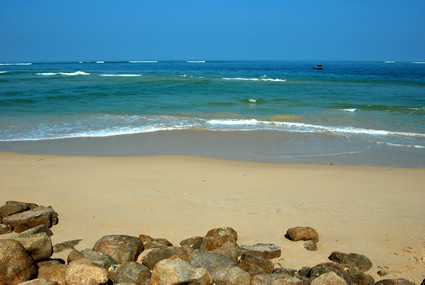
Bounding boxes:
19 278 59 285
238 253 274 276
144 238 174 250
38 263 67 285
309 263 352 284
251 273 305 285
142 246 190 270
139 233 154 243
0 239 37 284
311 271 348 285
238 243 281 259
67 249 85 264
211 266 251 285
93 234 144 264
213 241 239 262
0 223 12 234
14 232 53 261
16 225 54 237
286 226 319 243
180 236 204 249
200 227 238 251
108 261 151 285
328 251 373 272
65 261 109 285
53 239 82 253
375 279 416 285
81 248 118 269
0 201 37 218
151 257 212 285
189 249 237 274
2 206 58 233
304 240 318 251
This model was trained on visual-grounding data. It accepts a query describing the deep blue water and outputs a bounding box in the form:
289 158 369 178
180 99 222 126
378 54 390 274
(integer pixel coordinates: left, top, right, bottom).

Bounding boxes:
1 60 424 165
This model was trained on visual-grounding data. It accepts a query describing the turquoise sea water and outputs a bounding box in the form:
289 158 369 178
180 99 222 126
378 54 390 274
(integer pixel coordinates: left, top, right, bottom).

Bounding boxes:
1 60 424 166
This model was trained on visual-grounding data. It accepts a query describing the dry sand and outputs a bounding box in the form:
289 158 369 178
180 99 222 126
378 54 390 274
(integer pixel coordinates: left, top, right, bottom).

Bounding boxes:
1 152 424 283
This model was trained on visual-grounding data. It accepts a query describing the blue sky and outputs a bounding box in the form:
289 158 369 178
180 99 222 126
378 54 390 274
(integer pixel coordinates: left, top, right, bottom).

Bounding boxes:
1 0 424 62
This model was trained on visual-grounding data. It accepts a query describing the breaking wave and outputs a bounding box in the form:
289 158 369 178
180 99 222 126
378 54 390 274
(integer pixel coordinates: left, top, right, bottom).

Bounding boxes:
222 77 287 82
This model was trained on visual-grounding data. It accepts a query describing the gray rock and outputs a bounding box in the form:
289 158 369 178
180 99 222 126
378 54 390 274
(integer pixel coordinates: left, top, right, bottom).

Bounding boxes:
19 278 60 285
16 224 54 237
14 232 53 261
151 257 212 285
238 243 281 259
81 248 118 269
67 248 85 264
65 261 109 285
286 226 319 243
329 251 373 272
303 240 318 251
251 273 305 285
93 234 144 264
142 246 190 270
37 263 67 285
53 239 82 253
2 206 58 233
237 253 274 276
144 238 174 250
180 236 204 249
0 239 37 284
108 261 151 285
310 263 353 285
211 266 250 285
375 279 416 285
200 227 238 251
0 201 37 218
311 271 348 285
213 240 239 262
189 249 237 275
346 266 375 285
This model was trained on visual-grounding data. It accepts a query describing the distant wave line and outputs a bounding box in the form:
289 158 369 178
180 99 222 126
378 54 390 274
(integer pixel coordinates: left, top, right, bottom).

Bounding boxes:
0 63 32 66
99 74 142 77
222 77 287 82
129 60 158 63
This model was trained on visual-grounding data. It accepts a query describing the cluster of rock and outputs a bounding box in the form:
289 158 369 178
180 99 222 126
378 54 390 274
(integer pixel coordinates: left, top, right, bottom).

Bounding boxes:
0 201 422 285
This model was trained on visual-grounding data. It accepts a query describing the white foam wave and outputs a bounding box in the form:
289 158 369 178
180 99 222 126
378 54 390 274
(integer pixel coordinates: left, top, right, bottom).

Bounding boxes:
384 61 395 64
59 71 90 76
222 77 287 82
411 61 425 64
129 60 158 63
377 142 425 149
187 60 206 63
36 72 58 76
0 71 7 74
341 108 356 112
99 74 142 77
0 62 32 66
96 61 104 64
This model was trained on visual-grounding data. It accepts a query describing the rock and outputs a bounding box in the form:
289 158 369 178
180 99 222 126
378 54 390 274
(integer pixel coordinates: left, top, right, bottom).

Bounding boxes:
16 225 54 237
213 240 239 262
238 253 274 276
19 279 59 285
311 271 348 285
0 201 37 218
14 232 53 261
139 233 154 243
65 261 109 285
180 236 204 249
200 227 238 251
142 246 190 270
345 266 374 285
420 279 425 285
80 248 118 269
37 263 67 285
0 223 12 234
53 239 82 253
189 249 237 274
151 257 212 285
2 206 58 233
0 239 37 284
251 273 305 285
273 267 298 276
298 266 311 278
108 261 152 285
375 279 416 285
303 240 318 251
309 263 352 284
144 238 174 250
329 251 373 272
37 259 66 267
93 234 144 264
286 226 319 243
238 243 281 259
212 266 250 285
377 270 388 277
67 249 86 264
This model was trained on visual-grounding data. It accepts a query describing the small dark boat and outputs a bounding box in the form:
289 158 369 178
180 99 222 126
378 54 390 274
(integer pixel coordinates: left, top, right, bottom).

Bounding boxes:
313 64 324 70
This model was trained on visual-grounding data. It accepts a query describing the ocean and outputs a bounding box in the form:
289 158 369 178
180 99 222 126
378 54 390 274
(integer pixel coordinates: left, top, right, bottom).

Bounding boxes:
1 60 424 167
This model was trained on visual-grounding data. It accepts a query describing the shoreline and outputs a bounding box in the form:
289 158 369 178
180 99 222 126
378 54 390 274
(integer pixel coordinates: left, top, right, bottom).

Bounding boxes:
1 130 424 168
1 151 424 282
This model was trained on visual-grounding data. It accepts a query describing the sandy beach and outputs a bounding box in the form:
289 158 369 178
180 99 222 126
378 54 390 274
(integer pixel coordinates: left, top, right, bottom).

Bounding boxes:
1 151 424 282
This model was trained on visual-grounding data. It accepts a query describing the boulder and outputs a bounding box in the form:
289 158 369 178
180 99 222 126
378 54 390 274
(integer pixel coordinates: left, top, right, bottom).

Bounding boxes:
189 249 237 274
16 224 54 237
151 257 212 285
0 223 12 234
14 232 53 261
2 206 58 233
251 273 305 285
286 226 319 243
238 243 281 259
19 279 59 285
144 238 174 250
311 271 348 285
65 261 109 285
200 227 238 251
37 263 67 285
328 251 373 272
375 279 416 285
238 253 274 276
108 261 152 285
53 239 82 253
345 266 375 285
0 201 37 218
67 249 86 264
309 263 352 284
81 248 118 269
0 239 37 284
180 236 204 249
93 234 144 264
142 246 190 270
213 240 239 262
211 266 250 285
